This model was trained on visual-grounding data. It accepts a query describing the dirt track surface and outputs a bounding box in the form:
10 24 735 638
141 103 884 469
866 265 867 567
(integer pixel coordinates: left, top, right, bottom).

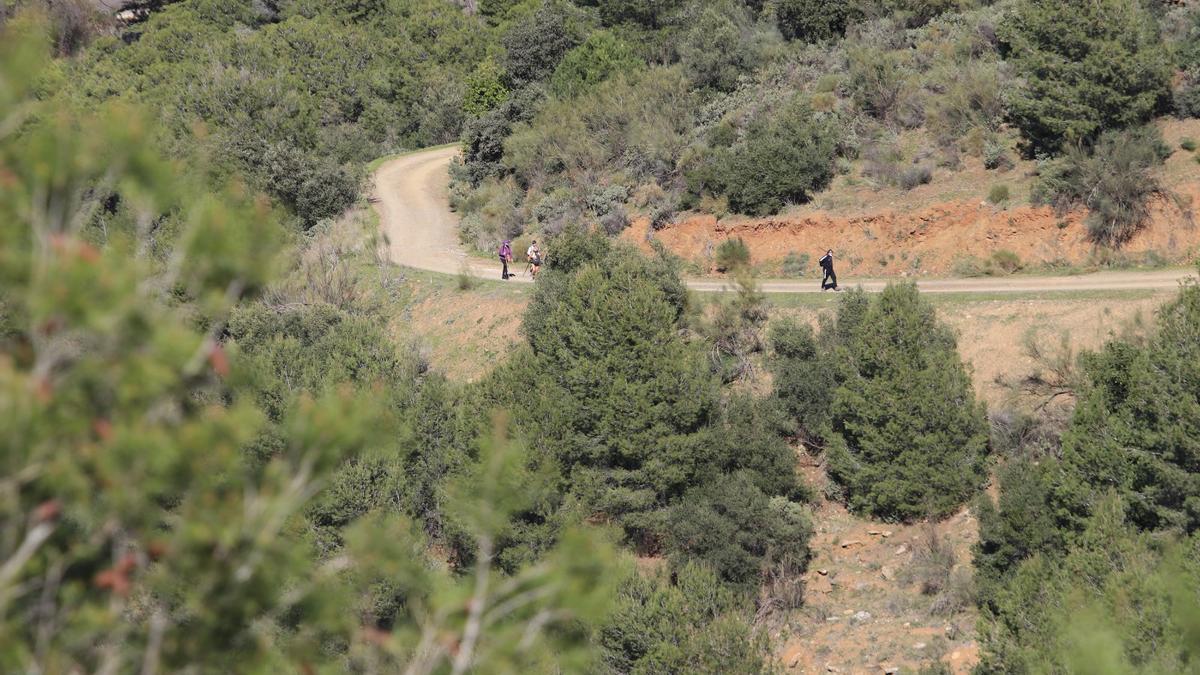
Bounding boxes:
373 147 1196 294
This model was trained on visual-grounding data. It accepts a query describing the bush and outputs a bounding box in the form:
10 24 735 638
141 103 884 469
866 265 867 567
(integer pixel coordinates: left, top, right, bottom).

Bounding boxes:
1183 138 1198 152
1174 69 1200 118
781 251 810 277
500 0 581 87
689 98 839 215
987 184 1011 204
775 0 859 43
1031 126 1171 246
1001 0 1172 155
823 285 990 521
678 2 758 92
1056 277 1200 534
549 29 642 98
898 164 933 190
667 472 812 588
983 141 1013 171
599 563 773 673
978 497 1200 673
990 249 1022 273
715 237 751 272
769 318 838 438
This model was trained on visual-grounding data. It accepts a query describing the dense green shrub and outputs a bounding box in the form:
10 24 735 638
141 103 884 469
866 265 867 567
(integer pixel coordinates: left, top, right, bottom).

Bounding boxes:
599 563 772 673
769 318 838 438
1031 126 1171 245
549 29 641 98
677 1 759 92
714 237 751 272
987 184 1010 204
978 497 1200 673
775 0 858 42
506 67 695 192
668 471 812 588
500 0 583 87
973 457 1064 605
68 0 489 227
589 0 686 29
1001 0 1172 154
1056 278 1200 534
772 285 989 520
689 98 839 215
486 241 809 583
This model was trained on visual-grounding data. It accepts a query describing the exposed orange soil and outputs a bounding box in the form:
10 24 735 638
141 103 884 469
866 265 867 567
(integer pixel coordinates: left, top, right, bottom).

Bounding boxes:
626 120 1200 277
773 459 980 675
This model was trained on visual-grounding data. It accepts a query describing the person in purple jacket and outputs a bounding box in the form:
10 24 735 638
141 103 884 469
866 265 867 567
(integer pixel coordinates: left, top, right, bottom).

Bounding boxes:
499 240 513 280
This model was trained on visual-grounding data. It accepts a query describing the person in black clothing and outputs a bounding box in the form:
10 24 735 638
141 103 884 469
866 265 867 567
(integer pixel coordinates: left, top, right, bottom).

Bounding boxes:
819 249 838 291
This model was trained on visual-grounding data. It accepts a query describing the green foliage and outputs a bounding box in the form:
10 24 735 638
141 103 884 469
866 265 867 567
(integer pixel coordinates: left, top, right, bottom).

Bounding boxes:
549 29 642 98
1183 137 1198 152
463 58 510 117
1032 126 1171 246
781 250 811 277
772 285 990 521
66 0 490 226
485 242 809 589
505 66 696 202
227 303 416 419
689 98 839 215
668 472 812 588
978 496 1200 673
598 562 773 673
1001 0 1172 154
714 237 751 272
0 25 621 672
1057 278 1200 534
501 0 583 87
973 458 1065 605
589 0 685 29
775 0 858 43
677 1 759 92
769 318 837 438
987 183 1010 204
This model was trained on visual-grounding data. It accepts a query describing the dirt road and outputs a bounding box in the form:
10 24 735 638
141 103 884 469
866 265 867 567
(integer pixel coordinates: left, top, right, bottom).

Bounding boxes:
373 147 1196 294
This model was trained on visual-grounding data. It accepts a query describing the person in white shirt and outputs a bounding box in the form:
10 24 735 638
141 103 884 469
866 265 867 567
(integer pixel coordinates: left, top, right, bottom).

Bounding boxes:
527 240 543 279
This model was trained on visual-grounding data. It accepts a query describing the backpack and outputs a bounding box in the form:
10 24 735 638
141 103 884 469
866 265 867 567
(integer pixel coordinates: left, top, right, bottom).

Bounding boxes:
499 243 511 258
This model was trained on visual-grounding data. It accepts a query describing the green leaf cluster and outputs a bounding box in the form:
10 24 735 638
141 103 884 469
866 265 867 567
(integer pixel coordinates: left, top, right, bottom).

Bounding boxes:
771 283 990 521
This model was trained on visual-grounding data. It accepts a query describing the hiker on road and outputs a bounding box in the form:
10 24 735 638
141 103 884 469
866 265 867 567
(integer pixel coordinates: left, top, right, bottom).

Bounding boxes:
820 249 838 291
527 239 543 279
499 240 513 280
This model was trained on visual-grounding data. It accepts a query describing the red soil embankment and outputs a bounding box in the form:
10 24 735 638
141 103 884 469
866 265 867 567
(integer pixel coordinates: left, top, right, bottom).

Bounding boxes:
626 190 1200 277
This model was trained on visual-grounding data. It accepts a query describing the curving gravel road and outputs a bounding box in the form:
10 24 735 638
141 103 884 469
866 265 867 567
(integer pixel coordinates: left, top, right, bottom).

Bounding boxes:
373 147 1195 294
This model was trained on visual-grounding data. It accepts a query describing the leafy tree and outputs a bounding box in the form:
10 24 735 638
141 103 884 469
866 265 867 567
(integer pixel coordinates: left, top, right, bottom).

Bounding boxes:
668 471 812 588
1000 0 1172 154
501 0 582 87
0 23 618 672
598 562 773 673
1031 125 1172 245
463 57 510 116
549 29 642 98
775 0 859 43
690 97 839 216
978 496 1200 673
1055 274 1200 534
973 457 1065 605
585 0 685 29
677 1 756 92
769 317 838 438
773 285 989 520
